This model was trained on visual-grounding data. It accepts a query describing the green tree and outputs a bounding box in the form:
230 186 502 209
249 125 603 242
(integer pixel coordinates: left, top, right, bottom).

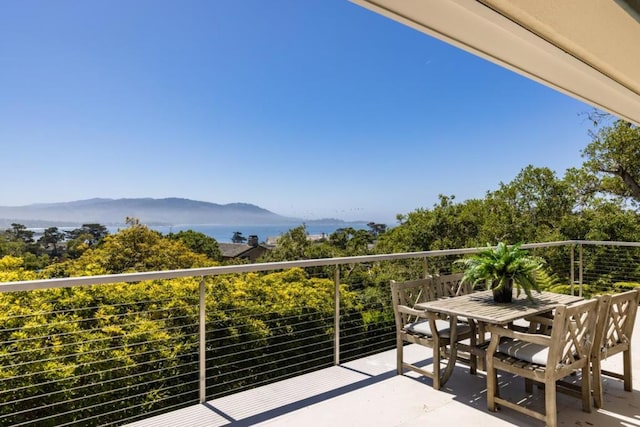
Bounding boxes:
231 231 247 244
65 224 109 246
0 224 47 268
367 222 387 238
44 221 214 276
63 224 109 259
375 194 484 254
481 166 573 243
167 230 222 261
580 119 640 204
7 223 34 244
329 227 373 255
38 226 65 258
261 226 311 261
571 200 640 242
0 255 39 281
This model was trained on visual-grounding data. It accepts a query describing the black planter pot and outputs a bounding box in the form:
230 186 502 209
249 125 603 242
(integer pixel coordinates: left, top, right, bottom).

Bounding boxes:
492 280 513 303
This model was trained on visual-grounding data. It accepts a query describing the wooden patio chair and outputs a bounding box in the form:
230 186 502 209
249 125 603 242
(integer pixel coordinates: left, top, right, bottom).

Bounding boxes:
486 298 599 427
592 288 640 408
432 272 471 297
390 273 476 390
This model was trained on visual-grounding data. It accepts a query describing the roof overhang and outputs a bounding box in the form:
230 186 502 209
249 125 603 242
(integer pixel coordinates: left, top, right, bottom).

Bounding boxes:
351 0 640 125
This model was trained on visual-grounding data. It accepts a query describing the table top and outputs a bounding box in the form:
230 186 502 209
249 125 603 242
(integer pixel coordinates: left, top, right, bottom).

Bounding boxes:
415 290 583 325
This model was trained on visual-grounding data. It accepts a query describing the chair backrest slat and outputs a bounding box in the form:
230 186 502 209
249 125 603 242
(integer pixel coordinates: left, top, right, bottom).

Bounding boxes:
433 273 468 297
549 299 599 368
593 289 640 356
390 273 469 327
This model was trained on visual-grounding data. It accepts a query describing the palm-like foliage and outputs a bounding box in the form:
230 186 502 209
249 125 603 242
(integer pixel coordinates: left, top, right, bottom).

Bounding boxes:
457 242 549 301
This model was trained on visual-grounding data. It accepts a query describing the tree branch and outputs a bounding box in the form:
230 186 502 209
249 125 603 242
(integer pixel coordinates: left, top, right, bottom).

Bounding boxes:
617 166 640 200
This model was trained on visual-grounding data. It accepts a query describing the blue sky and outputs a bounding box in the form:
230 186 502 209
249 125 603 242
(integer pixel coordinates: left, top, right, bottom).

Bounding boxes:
1 0 594 224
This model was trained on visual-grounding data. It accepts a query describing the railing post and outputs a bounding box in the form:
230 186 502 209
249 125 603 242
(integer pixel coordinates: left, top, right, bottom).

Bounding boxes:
199 276 206 403
570 245 575 296
423 257 429 279
334 265 340 366
578 244 584 297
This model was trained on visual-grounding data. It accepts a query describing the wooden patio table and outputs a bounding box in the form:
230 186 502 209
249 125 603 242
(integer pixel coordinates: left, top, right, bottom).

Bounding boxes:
414 290 583 387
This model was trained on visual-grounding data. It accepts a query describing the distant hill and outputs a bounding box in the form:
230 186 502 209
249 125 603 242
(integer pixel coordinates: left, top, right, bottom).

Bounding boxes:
0 198 305 227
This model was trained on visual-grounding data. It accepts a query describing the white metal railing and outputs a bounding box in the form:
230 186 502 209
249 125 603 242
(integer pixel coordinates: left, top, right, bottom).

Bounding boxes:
1 240 639 425
6 239 639 294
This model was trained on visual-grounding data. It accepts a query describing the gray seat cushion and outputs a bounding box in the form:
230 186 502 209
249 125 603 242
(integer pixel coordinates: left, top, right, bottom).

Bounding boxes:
497 339 549 365
404 319 471 339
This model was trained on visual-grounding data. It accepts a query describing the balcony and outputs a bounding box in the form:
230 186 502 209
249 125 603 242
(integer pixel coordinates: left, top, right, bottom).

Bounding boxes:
125 333 640 427
1 240 640 426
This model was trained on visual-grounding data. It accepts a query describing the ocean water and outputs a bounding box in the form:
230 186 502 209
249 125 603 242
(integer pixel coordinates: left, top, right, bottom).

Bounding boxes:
115 223 370 243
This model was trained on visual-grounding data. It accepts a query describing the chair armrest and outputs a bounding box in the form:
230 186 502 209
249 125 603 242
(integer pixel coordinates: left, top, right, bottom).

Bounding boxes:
485 324 552 347
525 314 554 327
397 305 434 319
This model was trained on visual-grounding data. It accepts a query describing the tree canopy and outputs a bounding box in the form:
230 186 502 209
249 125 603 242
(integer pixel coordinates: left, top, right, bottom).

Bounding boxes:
166 229 222 261
581 119 640 203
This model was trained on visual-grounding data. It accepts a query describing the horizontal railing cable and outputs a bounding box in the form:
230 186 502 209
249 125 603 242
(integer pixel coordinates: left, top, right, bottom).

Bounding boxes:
205 316 333 340
0 316 198 352
205 307 336 330
206 341 332 376
209 351 334 396
0 352 200 398
92 389 200 427
0 304 198 337
0 331 199 372
9 379 200 427
0 295 195 321
2 370 199 424
205 321 333 353
207 337 332 373
0 364 200 415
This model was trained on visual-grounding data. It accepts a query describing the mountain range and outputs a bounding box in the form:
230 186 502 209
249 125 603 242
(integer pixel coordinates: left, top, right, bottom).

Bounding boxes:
0 198 315 227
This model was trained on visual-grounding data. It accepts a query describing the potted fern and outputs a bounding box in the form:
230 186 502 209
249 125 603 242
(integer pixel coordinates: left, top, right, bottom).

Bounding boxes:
456 242 548 302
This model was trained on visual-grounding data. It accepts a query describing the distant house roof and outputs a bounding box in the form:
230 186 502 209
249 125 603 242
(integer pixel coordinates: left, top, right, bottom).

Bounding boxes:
218 243 254 258
218 243 270 262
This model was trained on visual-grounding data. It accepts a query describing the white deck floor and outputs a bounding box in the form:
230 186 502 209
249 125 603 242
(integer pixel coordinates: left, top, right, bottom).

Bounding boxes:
127 319 640 427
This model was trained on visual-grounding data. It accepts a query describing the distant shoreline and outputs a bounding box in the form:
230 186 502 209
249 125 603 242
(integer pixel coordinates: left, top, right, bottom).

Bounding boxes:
26 222 375 244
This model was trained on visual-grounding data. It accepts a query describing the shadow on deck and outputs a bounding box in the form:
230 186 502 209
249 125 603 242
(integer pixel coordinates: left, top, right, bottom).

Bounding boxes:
127 324 640 427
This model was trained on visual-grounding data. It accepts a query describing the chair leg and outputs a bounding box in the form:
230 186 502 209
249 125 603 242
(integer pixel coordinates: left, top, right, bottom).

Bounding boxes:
581 364 592 413
544 379 558 427
486 357 497 412
592 357 603 409
396 337 404 375
477 322 486 371
624 348 633 392
469 321 477 375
